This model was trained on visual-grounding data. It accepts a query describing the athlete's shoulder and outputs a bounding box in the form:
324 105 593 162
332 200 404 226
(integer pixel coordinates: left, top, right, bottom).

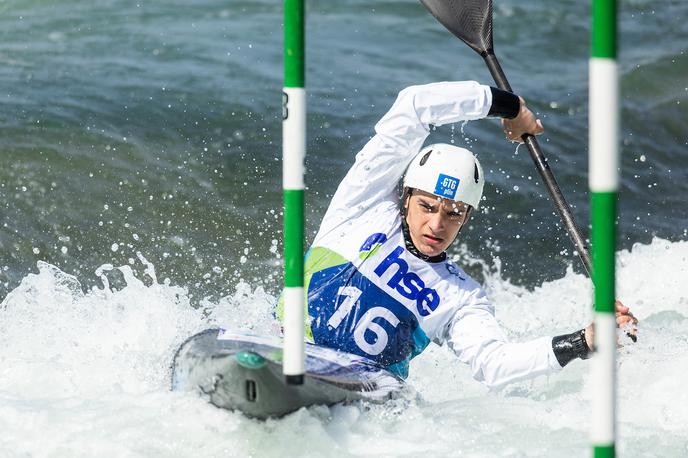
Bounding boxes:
315 198 400 248
436 259 492 309
437 259 478 288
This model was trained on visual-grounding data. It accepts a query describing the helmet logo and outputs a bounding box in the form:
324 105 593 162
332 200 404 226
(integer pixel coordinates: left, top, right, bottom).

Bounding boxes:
433 174 460 199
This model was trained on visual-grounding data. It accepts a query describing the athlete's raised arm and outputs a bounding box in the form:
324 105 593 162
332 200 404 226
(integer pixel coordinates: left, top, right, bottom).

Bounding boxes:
317 81 498 239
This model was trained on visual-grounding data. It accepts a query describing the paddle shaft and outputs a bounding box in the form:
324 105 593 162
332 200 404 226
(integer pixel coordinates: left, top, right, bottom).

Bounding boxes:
483 53 593 278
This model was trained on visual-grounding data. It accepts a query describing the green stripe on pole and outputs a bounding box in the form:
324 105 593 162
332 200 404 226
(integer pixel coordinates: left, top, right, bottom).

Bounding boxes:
594 444 616 458
591 191 616 313
283 189 304 287
592 0 616 58
284 0 304 87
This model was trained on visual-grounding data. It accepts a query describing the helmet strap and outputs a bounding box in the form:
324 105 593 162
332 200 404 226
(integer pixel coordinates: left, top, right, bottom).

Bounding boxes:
401 187 413 218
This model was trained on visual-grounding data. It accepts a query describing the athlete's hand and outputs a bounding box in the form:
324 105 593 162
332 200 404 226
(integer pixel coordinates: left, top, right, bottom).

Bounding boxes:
584 300 639 351
502 96 544 142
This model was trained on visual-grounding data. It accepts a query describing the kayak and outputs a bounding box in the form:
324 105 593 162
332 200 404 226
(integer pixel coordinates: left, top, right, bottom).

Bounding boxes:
171 328 408 419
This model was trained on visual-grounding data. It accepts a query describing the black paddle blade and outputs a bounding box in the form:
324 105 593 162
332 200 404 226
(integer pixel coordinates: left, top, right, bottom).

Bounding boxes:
419 0 494 56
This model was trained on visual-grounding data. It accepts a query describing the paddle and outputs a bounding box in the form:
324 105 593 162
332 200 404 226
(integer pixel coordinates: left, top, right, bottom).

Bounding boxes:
419 0 593 278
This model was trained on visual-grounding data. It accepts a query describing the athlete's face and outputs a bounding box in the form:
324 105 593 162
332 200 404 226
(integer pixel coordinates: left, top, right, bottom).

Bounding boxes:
404 189 471 257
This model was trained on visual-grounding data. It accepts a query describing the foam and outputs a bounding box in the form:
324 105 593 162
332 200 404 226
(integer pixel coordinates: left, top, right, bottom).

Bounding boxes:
0 238 686 456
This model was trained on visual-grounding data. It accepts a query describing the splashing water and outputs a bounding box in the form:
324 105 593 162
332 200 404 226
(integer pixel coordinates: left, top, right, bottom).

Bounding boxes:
1 238 687 457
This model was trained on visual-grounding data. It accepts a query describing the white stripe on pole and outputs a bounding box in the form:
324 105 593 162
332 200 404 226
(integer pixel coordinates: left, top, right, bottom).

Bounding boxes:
589 58 619 192
590 312 617 444
283 87 306 190
282 286 305 375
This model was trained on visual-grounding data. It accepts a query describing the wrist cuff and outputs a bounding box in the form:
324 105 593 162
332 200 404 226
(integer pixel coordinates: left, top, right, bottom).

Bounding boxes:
487 87 520 119
552 329 592 367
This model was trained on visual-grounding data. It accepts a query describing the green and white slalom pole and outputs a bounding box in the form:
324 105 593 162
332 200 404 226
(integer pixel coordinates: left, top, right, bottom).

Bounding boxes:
589 0 618 455
282 0 306 385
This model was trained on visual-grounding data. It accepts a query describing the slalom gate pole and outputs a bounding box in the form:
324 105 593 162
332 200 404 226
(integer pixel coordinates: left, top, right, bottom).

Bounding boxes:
282 0 306 385
589 0 618 455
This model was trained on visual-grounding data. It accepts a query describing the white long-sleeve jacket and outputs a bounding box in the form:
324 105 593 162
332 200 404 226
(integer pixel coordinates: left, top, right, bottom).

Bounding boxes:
302 81 562 388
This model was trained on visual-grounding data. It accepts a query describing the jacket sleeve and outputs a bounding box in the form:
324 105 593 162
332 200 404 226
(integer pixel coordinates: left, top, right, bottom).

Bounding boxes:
314 81 492 243
443 286 563 390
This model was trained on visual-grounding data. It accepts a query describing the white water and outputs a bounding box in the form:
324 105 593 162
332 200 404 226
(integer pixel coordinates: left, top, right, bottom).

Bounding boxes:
1 238 687 457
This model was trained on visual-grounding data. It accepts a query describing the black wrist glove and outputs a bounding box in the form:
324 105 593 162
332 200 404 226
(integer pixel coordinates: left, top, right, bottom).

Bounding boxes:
487 87 520 119
552 329 592 367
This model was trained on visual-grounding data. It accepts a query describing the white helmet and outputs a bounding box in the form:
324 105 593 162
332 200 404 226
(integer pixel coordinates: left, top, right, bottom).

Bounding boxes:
403 144 485 209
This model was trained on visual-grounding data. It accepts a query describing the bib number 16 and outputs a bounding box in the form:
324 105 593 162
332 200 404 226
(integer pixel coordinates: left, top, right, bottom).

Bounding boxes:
327 286 400 356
